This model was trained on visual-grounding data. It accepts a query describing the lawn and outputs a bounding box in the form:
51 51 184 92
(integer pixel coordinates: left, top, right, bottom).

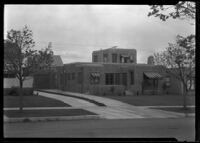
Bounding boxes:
4 95 70 108
4 109 97 118
151 107 195 114
103 95 195 106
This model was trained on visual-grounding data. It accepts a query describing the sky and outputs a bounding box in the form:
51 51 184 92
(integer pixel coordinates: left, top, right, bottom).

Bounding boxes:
4 5 195 64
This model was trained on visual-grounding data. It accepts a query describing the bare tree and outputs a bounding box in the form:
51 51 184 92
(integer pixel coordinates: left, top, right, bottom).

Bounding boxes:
154 34 195 109
4 26 54 112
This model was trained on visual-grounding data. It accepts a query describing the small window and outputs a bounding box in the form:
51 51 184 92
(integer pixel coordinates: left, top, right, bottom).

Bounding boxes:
67 73 71 80
103 54 108 62
165 77 170 86
130 71 134 85
105 73 114 85
93 55 98 62
112 54 117 63
90 72 100 84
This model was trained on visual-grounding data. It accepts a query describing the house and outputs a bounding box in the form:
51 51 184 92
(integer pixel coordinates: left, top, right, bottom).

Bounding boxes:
52 47 173 95
33 46 195 96
56 62 166 96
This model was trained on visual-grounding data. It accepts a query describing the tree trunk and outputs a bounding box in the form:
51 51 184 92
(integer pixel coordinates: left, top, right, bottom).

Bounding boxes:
182 83 187 110
19 79 23 112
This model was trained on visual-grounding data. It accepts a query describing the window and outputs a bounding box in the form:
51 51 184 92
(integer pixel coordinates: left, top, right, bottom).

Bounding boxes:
112 54 117 63
93 55 98 62
77 72 83 84
105 73 114 85
103 54 108 62
65 73 68 83
90 72 100 84
72 73 75 80
115 73 120 85
130 71 134 85
122 73 127 86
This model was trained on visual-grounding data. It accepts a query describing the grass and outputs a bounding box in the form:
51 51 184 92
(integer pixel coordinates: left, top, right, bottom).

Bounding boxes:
4 95 70 108
4 109 97 118
101 95 195 106
151 107 195 114
38 89 106 107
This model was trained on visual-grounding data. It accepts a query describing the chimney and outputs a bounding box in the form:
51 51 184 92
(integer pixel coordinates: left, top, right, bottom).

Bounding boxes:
147 56 154 65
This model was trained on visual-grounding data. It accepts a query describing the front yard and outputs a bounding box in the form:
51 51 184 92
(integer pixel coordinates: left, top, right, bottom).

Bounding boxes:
4 95 70 108
151 107 195 114
4 109 97 118
103 95 195 106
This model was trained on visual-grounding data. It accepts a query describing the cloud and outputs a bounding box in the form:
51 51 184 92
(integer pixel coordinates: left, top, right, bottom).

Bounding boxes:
4 5 195 64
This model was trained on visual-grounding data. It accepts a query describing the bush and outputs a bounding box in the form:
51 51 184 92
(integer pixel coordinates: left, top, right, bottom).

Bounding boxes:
5 87 33 96
8 87 18 96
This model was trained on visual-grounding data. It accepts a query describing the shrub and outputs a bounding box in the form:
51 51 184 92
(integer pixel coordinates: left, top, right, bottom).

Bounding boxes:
8 87 18 96
5 87 33 96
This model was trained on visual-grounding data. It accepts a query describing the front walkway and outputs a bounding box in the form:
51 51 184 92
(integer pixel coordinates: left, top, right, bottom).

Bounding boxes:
37 89 188 119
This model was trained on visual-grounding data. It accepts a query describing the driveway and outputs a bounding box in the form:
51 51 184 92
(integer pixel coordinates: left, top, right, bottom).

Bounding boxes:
37 90 186 119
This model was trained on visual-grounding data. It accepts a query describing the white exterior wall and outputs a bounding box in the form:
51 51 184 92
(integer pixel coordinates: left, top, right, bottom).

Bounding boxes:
4 76 33 88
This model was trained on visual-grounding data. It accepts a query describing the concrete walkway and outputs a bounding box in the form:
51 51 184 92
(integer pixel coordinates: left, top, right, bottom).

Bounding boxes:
37 89 188 119
36 91 97 107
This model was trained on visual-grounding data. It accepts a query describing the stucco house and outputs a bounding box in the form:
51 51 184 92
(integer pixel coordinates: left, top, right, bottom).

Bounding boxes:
33 47 195 96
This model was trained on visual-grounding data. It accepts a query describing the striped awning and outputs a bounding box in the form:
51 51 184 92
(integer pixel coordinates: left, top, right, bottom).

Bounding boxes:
144 72 162 79
91 73 100 78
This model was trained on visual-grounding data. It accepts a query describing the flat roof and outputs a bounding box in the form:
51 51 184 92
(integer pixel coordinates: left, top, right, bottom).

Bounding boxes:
93 47 136 53
64 62 165 68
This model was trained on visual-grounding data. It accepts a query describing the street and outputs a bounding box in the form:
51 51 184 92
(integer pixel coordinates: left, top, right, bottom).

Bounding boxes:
4 117 195 141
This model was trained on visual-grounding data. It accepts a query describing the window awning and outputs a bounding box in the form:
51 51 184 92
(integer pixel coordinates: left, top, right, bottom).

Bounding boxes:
120 55 130 58
144 72 163 79
91 73 100 78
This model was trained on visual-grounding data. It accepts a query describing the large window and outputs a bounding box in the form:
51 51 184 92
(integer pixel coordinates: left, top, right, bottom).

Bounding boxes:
105 73 114 85
112 54 117 63
77 72 83 84
72 73 75 80
115 73 120 85
67 73 71 80
122 73 127 86
130 71 134 85
105 73 127 85
93 55 98 62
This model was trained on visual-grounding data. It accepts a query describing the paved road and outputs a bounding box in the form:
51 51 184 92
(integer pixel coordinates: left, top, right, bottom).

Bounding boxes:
4 117 195 141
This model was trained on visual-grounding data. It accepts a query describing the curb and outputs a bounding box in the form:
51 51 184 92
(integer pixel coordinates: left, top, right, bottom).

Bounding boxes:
4 115 102 123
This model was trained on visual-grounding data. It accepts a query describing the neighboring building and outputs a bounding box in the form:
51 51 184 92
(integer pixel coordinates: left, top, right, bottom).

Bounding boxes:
4 55 64 90
33 55 64 89
51 55 64 68
92 46 137 64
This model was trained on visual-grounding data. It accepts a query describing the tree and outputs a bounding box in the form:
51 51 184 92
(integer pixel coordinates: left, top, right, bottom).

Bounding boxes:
148 1 195 22
154 34 195 109
4 26 54 112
